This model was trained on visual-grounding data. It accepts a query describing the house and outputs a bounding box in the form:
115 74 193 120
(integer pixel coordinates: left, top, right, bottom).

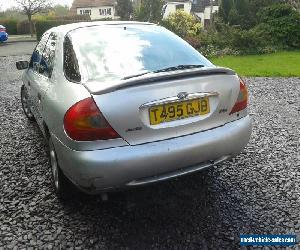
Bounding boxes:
70 0 117 20
162 0 193 19
162 0 220 28
192 0 220 27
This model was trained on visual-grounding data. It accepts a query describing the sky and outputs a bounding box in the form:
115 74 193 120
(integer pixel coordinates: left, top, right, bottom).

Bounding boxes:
0 0 74 11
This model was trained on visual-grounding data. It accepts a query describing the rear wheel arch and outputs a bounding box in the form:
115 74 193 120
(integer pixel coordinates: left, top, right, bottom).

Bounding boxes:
42 121 51 142
48 136 75 200
21 85 35 121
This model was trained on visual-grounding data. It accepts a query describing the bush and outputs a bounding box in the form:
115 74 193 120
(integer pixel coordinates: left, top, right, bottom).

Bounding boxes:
256 4 300 48
47 15 91 21
0 19 18 35
17 20 31 35
161 10 202 39
35 18 90 40
195 24 278 57
229 28 267 51
205 3 300 56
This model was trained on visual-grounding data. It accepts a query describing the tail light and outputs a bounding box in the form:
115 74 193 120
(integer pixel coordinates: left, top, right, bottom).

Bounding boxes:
0 28 6 32
230 78 248 115
64 97 121 141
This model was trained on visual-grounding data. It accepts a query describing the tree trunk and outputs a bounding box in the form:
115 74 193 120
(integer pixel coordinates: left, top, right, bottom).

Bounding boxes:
148 2 152 22
28 14 34 37
210 0 213 26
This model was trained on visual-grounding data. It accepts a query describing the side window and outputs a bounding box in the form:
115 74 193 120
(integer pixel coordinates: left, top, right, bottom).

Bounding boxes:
40 33 57 78
64 36 81 82
29 32 50 72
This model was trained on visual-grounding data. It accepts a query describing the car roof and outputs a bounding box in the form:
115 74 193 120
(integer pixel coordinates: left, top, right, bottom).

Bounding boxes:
51 21 155 36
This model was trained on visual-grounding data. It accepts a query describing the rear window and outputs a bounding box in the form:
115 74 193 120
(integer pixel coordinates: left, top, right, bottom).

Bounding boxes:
67 24 213 83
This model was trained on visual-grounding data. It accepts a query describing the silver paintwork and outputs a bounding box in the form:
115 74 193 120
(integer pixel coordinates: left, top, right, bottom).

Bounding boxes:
126 155 232 186
21 22 252 194
139 92 219 108
52 116 252 194
84 67 236 95
92 73 243 145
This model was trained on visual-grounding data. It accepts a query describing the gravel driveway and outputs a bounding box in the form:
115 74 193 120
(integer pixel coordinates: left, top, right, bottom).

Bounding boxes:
0 55 299 249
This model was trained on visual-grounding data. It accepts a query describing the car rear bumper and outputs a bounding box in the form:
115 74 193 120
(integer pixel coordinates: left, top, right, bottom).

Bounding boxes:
52 115 252 194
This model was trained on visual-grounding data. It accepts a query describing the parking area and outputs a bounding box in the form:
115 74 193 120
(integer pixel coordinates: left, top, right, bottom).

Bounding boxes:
0 41 36 57
0 45 299 249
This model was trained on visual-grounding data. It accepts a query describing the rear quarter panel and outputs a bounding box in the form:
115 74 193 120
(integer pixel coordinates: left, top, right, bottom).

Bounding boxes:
41 32 127 151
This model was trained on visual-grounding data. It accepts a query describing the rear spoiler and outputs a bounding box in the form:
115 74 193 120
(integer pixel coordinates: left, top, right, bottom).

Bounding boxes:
84 67 236 95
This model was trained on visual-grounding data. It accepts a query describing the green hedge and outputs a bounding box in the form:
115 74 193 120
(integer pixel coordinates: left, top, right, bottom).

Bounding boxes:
17 20 31 35
0 19 18 35
35 19 88 40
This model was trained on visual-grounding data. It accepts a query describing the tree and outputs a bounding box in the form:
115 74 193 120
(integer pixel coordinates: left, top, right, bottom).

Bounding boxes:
16 0 51 37
228 5 240 25
219 0 283 28
283 0 300 11
256 4 300 47
219 0 233 24
248 0 282 25
134 0 164 23
51 5 70 17
116 0 133 20
0 7 27 21
233 0 251 28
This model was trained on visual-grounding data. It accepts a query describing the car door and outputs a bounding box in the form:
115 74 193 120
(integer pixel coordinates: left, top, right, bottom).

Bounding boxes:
31 32 57 129
34 32 58 127
25 31 50 124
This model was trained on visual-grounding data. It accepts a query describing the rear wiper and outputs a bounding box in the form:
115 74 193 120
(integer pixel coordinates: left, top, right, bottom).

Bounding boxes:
122 71 151 80
122 65 205 80
153 64 205 73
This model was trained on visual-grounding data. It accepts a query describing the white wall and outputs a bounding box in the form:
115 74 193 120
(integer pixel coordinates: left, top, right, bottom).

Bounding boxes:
77 6 115 20
194 6 219 26
204 5 219 19
163 2 192 19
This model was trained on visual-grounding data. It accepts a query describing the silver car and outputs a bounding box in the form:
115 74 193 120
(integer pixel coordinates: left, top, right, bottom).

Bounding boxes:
17 21 252 199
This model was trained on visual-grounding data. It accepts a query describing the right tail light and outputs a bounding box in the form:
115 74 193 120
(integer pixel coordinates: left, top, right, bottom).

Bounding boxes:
230 78 248 115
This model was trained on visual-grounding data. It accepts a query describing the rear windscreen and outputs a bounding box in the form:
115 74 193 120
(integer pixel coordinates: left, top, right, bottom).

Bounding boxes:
67 24 213 83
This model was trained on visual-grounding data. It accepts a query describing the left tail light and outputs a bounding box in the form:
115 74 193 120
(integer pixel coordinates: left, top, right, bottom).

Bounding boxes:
64 97 121 141
230 78 248 115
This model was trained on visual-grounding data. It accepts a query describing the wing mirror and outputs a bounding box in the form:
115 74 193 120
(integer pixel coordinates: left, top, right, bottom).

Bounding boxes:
16 61 29 70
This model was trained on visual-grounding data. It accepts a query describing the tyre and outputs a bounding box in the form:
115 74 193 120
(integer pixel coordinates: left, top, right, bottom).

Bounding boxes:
48 137 74 200
21 85 35 121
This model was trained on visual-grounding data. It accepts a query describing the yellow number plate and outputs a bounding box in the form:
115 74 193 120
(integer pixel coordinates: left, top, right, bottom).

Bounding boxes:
149 97 210 125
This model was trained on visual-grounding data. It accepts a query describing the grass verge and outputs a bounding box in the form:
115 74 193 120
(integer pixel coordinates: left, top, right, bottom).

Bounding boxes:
210 51 300 77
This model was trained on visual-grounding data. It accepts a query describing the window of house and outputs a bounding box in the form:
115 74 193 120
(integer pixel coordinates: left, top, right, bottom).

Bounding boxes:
176 4 184 10
79 9 91 15
99 8 112 16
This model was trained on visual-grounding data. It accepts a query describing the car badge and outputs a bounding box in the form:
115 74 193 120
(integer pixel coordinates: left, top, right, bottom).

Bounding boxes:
177 92 189 100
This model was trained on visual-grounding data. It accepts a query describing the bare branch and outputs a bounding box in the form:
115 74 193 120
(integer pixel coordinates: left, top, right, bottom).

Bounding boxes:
16 0 52 16
15 0 52 36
